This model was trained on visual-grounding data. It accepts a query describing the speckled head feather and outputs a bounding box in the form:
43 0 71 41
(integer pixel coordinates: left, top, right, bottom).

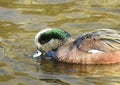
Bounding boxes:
34 28 71 52
39 29 70 44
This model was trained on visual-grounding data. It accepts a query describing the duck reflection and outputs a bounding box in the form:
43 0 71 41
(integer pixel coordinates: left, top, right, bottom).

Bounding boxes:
36 57 120 76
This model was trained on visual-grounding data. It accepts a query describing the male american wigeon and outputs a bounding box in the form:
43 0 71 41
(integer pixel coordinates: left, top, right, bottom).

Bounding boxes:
33 28 120 64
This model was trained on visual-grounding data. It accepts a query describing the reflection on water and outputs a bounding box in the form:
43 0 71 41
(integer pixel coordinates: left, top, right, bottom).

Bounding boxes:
0 0 120 85
39 58 120 76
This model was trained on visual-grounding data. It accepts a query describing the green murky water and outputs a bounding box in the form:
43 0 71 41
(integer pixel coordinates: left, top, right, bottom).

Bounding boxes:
0 0 120 85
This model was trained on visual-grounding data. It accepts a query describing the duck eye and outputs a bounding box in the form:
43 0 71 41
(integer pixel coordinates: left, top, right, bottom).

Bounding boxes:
40 39 50 44
39 40 44 44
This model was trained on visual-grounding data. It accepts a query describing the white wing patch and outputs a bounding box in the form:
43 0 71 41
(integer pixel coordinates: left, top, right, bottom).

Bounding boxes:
88 49 103 53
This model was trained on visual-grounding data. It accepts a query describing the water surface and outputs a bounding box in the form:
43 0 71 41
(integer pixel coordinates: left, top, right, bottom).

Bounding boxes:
0 0 120 85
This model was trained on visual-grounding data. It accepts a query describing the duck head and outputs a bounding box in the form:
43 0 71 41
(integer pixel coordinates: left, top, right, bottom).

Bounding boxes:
33 28 71 58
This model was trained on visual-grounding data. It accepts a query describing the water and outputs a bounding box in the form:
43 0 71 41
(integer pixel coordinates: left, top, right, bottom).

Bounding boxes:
0 0 120 85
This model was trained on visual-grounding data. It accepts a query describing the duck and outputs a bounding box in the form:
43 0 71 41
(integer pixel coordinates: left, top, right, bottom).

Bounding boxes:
33 28 120 64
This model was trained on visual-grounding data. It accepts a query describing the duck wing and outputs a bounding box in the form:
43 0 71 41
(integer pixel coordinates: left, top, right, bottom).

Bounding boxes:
73 29 120 52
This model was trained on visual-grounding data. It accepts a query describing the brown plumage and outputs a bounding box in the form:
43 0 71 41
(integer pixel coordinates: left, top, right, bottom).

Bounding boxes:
46 29 120 64
35 29 120 64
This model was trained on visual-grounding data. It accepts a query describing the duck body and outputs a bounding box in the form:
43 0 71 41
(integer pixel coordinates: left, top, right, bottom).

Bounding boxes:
34 28 120 64
54 40 120 64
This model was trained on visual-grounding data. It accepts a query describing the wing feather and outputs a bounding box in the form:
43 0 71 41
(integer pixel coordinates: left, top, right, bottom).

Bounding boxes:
74 29 120 52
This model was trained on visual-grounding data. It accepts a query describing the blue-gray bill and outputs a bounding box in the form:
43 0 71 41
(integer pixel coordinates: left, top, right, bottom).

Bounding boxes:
44 51 57 60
